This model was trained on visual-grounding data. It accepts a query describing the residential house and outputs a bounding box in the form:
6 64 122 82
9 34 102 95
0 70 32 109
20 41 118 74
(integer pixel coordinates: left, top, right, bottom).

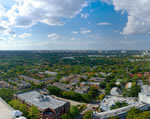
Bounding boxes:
53 83 72 91
0 80 10 88
74 86 89 94
44 71 57 76
125 82 132 89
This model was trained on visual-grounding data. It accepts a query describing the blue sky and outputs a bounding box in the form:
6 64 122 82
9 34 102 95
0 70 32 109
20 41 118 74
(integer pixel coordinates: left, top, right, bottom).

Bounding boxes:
0 0 150 50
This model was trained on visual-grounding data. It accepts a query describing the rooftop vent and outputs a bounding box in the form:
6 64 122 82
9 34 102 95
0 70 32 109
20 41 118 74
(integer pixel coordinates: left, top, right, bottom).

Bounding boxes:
38 94 50 102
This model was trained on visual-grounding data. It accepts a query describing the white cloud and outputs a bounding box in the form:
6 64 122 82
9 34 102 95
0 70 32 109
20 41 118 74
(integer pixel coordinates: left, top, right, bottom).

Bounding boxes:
0 0 88 28
97 22 111 26
114 29 119 33
101 0 112 4
103 0 150 35
0 26 5 31
0 5 5 18
72 31 78 34
80 28 91 34
18 33 32 39
81 13 89 19
70 37 76 41
48 33 59 40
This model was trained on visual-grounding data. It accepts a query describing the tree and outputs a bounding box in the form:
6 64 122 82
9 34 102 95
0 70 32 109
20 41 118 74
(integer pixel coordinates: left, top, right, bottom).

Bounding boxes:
100 81 106 89
28 106 39 119
83 111 92 119
9 99 21 110
99 94 105 101
126 107 141 119
47 86 62 96
79 77 86 82
70 106 79 117
0 88 14 102
108 116 119 119
137 111 150 119
105 82 116 95
123 85 141 97
82 94 92 102
9 100 28 116
88 87 99 98
19 104 28 116
111 101 128 110
61 113 72 119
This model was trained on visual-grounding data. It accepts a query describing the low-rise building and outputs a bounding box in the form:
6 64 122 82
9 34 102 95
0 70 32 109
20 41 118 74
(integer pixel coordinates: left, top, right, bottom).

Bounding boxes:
14 91 70 119
125 82 132 89
19 75 41 84
44 71 57 76
74 86 89 94
19 75 54 85
137 80 143 86
53 82 71 91
100 96 138 111
144 72 150 77
89 77 105 82
110 87 122 96
94 95 150 119
0 80 10 88
80 82 100 88
61 74 81 83
93 85 150 119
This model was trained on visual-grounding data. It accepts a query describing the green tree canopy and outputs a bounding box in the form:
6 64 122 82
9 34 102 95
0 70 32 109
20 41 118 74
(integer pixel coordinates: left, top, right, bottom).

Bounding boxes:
83 111 92 119
70 106 79 117
0 88 14 102
28 106 39 119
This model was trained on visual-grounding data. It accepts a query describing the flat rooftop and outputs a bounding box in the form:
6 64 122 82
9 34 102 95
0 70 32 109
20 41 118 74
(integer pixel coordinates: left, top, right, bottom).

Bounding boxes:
101 96 139 108
0 98 14 119
16 91 67 110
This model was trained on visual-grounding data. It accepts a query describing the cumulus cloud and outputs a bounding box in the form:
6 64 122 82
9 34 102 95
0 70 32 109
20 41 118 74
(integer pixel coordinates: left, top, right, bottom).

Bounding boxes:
97 22 111 26
0 5 5 18
0 26 5 31
0 26 16 37
80 28 91 34
102 0 150 35
18 33 32 39
72 31 78 34
48 33 59 40
81 13 89 19
0 0 87 28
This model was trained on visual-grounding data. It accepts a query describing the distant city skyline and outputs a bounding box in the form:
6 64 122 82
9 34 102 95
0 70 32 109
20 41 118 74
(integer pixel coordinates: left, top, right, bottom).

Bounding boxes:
0 0 150 50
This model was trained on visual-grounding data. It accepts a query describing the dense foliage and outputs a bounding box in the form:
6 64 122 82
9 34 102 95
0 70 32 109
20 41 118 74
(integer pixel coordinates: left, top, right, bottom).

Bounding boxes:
9 99 39 119
83 111 93 119
111 102 128 110
61 106 79 119
0 89 14 102
126 107 150 119
47 85 92 102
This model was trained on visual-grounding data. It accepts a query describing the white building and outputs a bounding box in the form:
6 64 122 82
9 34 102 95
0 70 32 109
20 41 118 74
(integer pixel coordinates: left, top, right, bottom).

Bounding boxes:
139 85 150 104
110 87 122 96
125 82 132 89
44 71 57 76
100 96 138 111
